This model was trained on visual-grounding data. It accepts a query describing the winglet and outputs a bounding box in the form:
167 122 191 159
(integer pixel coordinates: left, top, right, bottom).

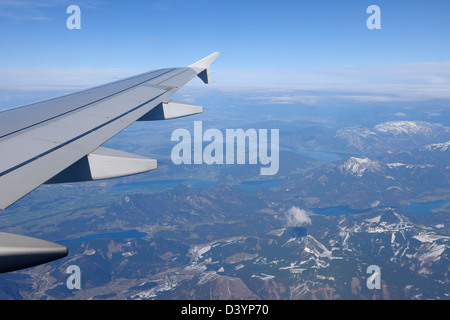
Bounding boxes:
189 52 220 84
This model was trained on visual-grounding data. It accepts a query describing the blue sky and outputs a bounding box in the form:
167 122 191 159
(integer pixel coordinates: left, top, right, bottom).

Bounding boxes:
0 0 450 105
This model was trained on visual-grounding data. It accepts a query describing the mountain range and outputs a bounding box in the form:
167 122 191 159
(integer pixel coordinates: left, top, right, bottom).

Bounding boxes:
0 119 447 300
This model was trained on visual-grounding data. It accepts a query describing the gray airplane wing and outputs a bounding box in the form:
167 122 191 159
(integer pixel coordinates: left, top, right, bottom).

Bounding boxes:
0 52 220 272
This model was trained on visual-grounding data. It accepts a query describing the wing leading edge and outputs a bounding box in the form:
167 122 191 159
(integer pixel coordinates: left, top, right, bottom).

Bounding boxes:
0 52 220 210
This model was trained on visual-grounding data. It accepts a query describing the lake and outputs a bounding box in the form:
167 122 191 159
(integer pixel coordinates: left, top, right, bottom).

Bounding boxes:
112 178 284 192
310 199 450 216
58 229 147 245
111 179 217 191
110 146 348 193
280 146 350 163
397 200 450 215
237 179 283 191
310 206 367 216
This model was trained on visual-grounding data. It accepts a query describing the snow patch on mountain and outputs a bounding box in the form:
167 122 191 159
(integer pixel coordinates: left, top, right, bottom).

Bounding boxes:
413 233 450 243
190 244 211 260
366 215 381 223
425 140 450 152
387 163 406 169
339 157 381 177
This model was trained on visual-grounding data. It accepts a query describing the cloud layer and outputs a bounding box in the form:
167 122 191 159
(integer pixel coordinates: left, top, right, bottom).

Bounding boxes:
1 61 450 105
210 62 450 104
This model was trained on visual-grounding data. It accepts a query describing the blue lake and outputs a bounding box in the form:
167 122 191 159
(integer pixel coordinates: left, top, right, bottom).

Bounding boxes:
310 200 450 216
58 229 147 245
110 146 347 193
237 179 283 191
397 200 450 215
112 179 283 192
310 206 367 216
280 146 349 163
112 179 217 191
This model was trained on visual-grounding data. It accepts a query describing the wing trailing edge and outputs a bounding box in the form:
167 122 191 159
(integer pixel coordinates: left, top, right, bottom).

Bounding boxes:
46 147 158 184
138 100 203 121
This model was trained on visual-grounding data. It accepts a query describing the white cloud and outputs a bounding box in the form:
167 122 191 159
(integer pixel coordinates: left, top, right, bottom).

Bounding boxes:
285 206 312 227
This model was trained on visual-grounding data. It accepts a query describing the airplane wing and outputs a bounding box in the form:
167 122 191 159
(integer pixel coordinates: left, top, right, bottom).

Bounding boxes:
0 52 220 273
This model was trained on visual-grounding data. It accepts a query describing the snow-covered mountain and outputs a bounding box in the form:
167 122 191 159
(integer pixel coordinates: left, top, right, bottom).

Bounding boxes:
374 121 446 137
335 126 379 151
336 120 450 154
133 208 449 300
281 138 449 208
